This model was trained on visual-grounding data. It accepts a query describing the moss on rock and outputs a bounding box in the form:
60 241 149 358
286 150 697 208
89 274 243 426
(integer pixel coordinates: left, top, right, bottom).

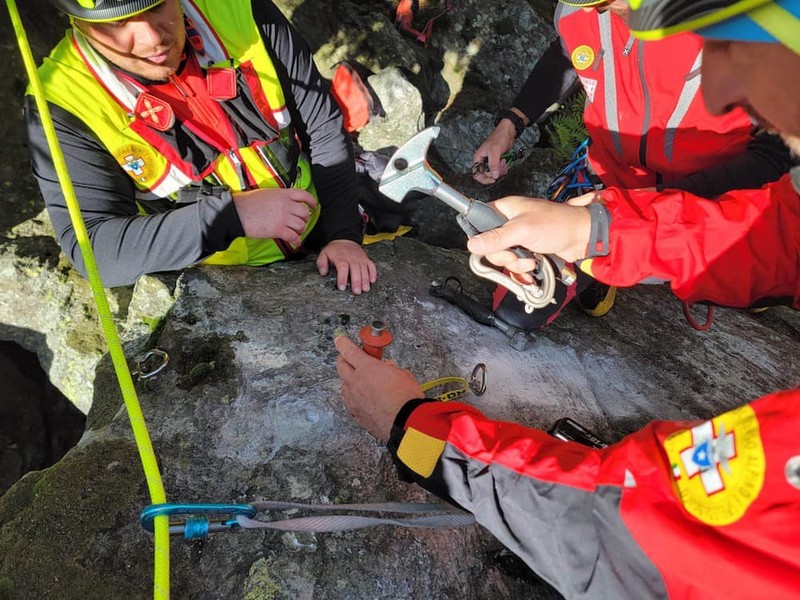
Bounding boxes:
243 558 284 600
0 438 152 599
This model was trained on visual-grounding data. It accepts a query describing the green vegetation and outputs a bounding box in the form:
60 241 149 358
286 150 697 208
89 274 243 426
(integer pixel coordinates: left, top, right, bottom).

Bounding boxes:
544 90 588 164
140 314 164 333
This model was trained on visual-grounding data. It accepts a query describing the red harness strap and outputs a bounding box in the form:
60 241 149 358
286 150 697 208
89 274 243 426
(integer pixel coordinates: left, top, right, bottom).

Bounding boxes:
148 52 238 151
395 0 453 47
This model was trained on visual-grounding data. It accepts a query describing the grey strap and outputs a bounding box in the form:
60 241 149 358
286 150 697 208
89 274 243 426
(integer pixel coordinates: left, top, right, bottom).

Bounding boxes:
249 500 462 513
586 203 611 257
636 40 652 165
237 501 476 533
791 166 800 194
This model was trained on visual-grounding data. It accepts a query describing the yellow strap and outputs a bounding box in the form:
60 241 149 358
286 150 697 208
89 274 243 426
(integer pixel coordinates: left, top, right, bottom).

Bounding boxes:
6 3 171 598
748 3 800 56
629 0 770 40
421 376 470 402
363 225 412 245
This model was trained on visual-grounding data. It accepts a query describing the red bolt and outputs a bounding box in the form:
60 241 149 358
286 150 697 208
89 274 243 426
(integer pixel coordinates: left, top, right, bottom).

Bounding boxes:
359 321 393 360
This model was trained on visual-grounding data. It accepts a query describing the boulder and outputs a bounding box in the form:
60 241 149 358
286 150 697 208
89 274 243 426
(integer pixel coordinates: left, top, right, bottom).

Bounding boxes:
2 2 799 599
0 0 560 412
2 238 800 599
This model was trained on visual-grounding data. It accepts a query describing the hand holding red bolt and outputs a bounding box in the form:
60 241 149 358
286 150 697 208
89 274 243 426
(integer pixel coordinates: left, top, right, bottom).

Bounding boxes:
359 321 393 360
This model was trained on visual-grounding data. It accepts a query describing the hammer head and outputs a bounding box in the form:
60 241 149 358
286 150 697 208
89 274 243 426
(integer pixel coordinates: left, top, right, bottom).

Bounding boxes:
378 126 442 203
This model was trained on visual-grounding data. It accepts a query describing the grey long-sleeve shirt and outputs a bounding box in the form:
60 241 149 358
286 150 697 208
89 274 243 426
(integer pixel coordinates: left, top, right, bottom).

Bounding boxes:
26 0 360 288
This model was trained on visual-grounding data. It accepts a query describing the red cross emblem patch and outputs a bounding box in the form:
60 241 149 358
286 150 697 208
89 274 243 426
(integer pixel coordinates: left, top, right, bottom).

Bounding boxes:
134 93 175 132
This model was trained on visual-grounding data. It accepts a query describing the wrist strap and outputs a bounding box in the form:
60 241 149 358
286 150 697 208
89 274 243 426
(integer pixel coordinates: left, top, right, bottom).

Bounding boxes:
495 109 526 138
586 202 610 257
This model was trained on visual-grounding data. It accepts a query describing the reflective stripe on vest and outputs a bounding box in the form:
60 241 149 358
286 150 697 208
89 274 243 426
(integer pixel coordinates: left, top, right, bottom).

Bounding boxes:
558 10 742 176
598 11 623 159
35 0 319 266
663 51 703 163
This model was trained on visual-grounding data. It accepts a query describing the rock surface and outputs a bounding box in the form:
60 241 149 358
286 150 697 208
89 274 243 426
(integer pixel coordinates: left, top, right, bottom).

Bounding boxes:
2 2 800 600
0 0 558 414
3 239 800 599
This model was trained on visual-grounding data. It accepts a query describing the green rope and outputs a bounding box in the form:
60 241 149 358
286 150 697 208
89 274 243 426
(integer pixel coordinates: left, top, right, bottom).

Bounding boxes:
5 2 171 597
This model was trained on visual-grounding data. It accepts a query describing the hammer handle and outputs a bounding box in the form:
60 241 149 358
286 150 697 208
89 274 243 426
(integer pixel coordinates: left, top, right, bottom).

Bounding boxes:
463 202 534 261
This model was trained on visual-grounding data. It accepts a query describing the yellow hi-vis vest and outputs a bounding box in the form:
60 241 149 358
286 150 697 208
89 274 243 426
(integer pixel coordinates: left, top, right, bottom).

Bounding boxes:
34 0 319 266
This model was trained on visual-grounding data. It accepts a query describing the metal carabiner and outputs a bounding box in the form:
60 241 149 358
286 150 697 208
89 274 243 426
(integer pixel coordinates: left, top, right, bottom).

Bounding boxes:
134 349 170 379
469 363 487 396
471 148 529 176
141 503 258 539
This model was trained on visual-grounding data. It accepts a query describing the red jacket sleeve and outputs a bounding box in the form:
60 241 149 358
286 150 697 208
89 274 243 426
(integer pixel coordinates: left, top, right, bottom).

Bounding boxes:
583 173 800 307
389 391 800 599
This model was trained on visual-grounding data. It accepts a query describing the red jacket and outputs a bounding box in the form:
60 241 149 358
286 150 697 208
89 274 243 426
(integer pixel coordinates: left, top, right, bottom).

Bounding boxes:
584 171 800 307
555 6 754 190
390 391 800 599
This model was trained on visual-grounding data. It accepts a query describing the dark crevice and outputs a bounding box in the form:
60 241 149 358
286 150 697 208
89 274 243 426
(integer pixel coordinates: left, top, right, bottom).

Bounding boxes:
0 340 86 496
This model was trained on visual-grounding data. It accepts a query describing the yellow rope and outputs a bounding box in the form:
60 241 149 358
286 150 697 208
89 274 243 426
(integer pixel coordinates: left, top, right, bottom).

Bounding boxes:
5 2 170 597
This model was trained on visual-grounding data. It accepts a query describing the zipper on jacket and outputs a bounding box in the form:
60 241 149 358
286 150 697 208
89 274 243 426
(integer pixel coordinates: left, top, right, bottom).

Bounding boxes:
168 74 190 99
636 40 651 169
622 36 635 57
227 150 248 190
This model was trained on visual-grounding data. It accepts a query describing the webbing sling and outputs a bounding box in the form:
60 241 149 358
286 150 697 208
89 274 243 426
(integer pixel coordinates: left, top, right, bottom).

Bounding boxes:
239 501 474 532
141 501 474 540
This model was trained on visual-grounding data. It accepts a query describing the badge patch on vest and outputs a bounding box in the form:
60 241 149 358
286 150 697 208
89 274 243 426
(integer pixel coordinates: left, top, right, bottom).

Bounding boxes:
115 144 159 185
571 45 596 71
578 76 597 104
664 405 765 526
134 93 175 132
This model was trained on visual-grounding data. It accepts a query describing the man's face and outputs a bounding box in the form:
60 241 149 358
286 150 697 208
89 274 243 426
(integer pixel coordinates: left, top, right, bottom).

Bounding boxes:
702 40 800 155
74 0 185 81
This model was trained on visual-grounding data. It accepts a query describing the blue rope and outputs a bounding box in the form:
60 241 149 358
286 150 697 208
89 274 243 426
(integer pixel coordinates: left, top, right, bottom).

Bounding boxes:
546 139 599 203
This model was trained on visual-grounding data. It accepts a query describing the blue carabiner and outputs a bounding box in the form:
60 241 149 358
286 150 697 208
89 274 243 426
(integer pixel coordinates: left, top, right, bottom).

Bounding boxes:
141 503 258 539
